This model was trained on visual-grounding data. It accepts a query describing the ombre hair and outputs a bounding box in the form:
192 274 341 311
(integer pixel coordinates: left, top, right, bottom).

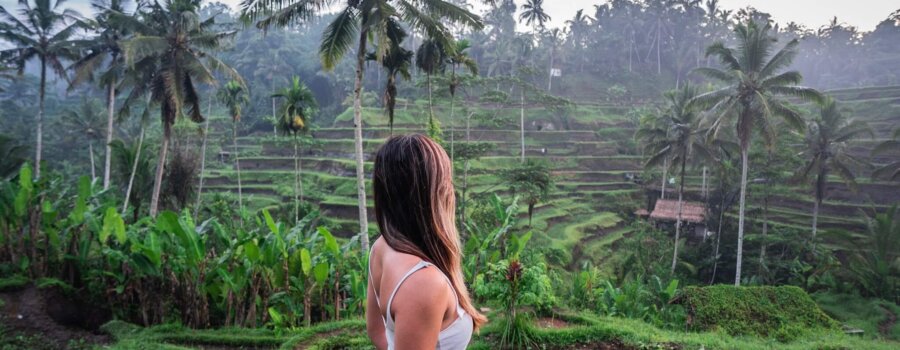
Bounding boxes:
372 134 487 329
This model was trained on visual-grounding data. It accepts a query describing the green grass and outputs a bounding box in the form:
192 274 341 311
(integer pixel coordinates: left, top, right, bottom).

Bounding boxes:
813 292 900 341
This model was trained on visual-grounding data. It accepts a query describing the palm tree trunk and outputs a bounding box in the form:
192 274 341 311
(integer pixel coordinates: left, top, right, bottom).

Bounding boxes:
671 156 686 273
812 198 820 248
428 74 436 135
233 121 243 227
701 166 707 197
547 48 554 91
811 169 826 246
149 123 170 218
294 141 299 224
449 69 456 164
661 159 668 200
194 99 212 221
520 88 525 163
354 31 370 252
89 142 97 181
759 191 769 275
710 178 726 285
35 59 46 179
735 146 749 286
123 125 145 215
104 81 116 190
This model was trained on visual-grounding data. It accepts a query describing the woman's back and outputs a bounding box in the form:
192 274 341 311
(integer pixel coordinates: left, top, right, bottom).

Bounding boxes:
368 237 473 350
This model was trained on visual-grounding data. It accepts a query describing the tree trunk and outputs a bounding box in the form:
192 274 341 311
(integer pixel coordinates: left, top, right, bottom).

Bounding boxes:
701 166 707 197
547 48 554 91
294 141 299 224
735 146 749 286
149 122 170 218
354 31 370 252
710 178 726 285
104 80 116 189
233 120 244 227
656 19 662 75
89 142 97 181
671 156 686 274
759 191 769 275
123 125 145 215
449 69 456 164
661 159 668 200
194 99 212 221
35 59 46 179
427 74 436 137
520 88 525 163
811 168 826 246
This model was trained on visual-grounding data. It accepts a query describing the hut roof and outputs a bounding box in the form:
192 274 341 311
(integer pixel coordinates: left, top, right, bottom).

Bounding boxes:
650 199 706 223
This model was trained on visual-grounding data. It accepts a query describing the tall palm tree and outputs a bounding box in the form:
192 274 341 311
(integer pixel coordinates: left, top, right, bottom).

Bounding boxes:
446 38 477 162
69 0 136 190
0 0 86 179
518 0 550 36
366 32 413 136
119 0 241 217
636 109 671 199
692 21 823 285
272 76 317 224
797 98 870 240
218 80 249 224
60 99 107 181
642 84 713 273
243 0 483 252
416 38 447 139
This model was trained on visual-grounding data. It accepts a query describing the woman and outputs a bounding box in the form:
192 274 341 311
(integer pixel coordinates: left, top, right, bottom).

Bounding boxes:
367 134 487 349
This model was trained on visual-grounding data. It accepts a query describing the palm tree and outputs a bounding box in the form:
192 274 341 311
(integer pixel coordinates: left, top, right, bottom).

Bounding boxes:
518 0 550 36
872 127 899 181
119 0 241 217
272 76 317 224
797 98 870 240
416 38 447 139
692 21 823 285
826 206 900 302
218 80 249 225
446 39 477 162
60 99 107 181
565 9 592 73
642 84 713 273
243 0 483 252
0 0 86 179
366 36 413 136
636 109 671 200
69 0 136 190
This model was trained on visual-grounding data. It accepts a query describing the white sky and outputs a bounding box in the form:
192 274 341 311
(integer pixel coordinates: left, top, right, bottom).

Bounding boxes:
0 0 896 32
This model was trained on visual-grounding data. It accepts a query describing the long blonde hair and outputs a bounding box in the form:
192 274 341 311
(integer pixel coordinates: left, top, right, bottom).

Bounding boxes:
372 134 487 329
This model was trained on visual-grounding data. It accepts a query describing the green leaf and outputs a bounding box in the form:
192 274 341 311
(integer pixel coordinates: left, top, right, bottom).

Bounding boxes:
318 227 340 255
70 176 91 224
314 262 329 285
300 248 312 277
263 209 278 235
14 165 32 216
243 241 260 262
101 207 126 245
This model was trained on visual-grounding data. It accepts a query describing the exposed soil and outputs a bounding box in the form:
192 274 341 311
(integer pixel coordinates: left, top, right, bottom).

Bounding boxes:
879 304 897 338
551 339 636 349
536 317 570 329
0 285 111 349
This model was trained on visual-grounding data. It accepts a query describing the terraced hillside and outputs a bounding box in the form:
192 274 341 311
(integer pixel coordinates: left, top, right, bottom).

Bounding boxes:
200 85 900 272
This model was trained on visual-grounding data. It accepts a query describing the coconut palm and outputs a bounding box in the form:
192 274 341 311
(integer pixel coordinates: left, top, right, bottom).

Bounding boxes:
272 76 317 224
366 38 413 136
60 99 108 181
826 205 900 302
446 39 477 162
691 21 823 285
636 109 671 200
518 0 550 36
218 80 249 224
119 0 241 217
642 84 713 273
243 0 483 252
0 0 86 179
797 98 871 240
416 38 448 139
69 0 137 190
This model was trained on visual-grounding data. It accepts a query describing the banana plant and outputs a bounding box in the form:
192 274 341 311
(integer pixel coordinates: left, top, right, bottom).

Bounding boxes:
463 194 519 280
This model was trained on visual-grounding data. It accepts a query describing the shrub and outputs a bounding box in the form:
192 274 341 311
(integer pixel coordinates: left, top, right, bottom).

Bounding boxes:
676 285 839 341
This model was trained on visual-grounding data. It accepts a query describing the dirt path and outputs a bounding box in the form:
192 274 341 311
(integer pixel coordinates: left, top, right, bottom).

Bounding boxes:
879 304 897 338
0 286 110 349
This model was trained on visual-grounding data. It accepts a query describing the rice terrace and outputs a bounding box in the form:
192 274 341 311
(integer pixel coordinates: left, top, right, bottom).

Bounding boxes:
0 0 898 349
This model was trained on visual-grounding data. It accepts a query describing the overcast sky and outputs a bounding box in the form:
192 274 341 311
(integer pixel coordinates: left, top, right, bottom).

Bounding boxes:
0 0 896 32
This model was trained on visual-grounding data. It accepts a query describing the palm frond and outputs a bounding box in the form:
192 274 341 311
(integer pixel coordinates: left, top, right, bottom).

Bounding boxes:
319 6 358 71
759 38 799 78
692 67 734 83
760 71 802 89
768 85 824 104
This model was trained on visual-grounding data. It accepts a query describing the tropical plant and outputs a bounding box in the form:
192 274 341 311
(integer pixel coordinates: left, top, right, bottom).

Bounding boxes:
518 0 550 36
218 80 249 224
692 20 823 285
109 138 152 222
242 0 483 252
0 0 86 179
446 39 477 162
0 135 28 180
499 160 553 227
872 127 900 181
365 23 412 135
825 206 900 302
416 38 448 141
60 99 108 181
119 0 241 217
69 0 137 190
272 76 318 224
796 98 871 240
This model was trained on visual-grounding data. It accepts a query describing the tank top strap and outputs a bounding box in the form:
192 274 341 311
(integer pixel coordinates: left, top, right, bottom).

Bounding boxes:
367 244 381 310
385 260 432 327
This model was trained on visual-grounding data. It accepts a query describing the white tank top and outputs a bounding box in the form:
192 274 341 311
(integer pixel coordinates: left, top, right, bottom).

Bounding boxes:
370 259 474 349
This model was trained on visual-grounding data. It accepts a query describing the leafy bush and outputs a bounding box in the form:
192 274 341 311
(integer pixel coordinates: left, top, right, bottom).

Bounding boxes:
594 275 685 329
677 285 839 341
